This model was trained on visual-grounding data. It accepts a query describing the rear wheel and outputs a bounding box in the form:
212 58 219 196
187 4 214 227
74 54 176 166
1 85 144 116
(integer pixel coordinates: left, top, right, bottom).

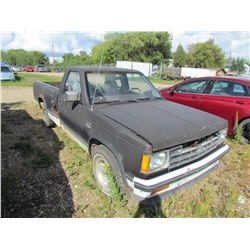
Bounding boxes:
239 119 250 144
40 101 55 127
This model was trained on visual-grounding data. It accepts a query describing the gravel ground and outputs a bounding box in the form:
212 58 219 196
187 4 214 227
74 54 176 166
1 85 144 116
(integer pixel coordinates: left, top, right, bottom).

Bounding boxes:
1 86 35 103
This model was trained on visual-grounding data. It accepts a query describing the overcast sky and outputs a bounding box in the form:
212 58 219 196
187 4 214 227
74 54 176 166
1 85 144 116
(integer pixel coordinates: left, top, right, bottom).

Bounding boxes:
2 31 249 59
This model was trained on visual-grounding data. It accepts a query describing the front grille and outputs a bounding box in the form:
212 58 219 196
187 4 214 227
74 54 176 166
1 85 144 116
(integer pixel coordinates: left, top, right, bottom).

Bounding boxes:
169 133 223 170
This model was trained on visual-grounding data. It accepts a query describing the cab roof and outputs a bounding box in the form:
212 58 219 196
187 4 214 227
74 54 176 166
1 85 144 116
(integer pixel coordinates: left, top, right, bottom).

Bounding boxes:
67 66 142 74
183 76 250 85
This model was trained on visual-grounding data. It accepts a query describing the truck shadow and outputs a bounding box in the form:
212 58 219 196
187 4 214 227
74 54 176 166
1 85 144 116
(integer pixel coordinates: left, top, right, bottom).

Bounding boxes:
1 102 74 218
133 196 166 218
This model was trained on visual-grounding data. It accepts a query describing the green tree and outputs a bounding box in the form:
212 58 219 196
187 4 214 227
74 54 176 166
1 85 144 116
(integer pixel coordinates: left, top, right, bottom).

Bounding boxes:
61 51 90 67
173 44 187 67
230 57 247 73
1 49 48 66
187 39 225 68
89 32 172 65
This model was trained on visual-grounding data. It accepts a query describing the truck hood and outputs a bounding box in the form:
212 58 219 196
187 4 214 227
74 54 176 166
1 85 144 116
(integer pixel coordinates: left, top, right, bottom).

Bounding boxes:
96 100 227 151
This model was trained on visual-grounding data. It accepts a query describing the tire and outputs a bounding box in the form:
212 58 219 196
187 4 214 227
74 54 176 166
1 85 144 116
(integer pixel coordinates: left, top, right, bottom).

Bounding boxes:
91 145 128 196
40 101 55 128
239 118 250 144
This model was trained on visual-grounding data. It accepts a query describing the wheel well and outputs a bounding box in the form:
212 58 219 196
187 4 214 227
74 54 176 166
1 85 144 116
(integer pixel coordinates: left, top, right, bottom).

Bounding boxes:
88 138 102 155
38 97 44 108
239 117 250 125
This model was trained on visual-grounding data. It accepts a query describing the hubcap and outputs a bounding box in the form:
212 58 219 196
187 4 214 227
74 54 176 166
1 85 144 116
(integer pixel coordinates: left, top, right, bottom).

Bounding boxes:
93 154 112 196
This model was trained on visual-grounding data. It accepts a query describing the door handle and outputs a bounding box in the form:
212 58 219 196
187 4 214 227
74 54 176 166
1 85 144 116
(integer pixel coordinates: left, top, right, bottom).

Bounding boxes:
235 100 246 105
191 96 199 99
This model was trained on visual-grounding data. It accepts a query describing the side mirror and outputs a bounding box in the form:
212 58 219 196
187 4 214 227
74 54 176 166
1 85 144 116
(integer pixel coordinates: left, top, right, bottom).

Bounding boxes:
64 91 80 102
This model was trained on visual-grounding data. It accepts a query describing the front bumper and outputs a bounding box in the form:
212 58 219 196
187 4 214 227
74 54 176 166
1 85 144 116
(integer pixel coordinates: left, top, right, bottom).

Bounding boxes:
127 144 229 202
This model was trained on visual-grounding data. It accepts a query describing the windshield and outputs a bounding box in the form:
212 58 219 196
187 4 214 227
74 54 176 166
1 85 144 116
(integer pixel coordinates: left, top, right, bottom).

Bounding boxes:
86 72 161 104
1 66 11 72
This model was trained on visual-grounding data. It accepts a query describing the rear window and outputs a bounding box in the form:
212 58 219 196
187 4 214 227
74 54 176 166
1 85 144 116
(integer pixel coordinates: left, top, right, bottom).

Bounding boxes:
211 81 249 97
1 66 10 72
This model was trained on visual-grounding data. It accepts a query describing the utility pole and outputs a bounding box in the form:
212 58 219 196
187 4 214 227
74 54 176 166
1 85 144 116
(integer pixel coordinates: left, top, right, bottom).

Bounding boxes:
51 44 55 67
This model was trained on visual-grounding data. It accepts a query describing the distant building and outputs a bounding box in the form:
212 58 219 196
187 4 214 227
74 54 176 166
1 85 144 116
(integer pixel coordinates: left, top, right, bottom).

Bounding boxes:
116 61 153 76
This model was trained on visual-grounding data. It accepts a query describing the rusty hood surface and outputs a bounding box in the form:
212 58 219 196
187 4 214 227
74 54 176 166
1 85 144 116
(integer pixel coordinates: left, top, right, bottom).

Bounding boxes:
96 99 227 151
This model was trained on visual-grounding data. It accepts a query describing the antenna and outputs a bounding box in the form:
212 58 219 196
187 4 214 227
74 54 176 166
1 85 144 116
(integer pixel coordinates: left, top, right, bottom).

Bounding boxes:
90 48 105 111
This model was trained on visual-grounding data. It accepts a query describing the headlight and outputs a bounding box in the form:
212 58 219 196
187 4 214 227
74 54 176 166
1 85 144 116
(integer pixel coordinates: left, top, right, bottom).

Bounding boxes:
218 128 227 140
141 150 170 174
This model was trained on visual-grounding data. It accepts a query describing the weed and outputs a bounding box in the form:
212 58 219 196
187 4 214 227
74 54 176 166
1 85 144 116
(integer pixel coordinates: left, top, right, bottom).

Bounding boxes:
83 178 96 190
193 201 212 218
232 111 241 143
225 188 239 217
66 160 82 176
105 165 126 207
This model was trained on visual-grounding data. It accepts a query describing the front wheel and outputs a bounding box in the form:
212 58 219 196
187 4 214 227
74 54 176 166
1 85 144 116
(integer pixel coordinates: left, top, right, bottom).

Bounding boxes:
239 118 250 144
91 145 127 196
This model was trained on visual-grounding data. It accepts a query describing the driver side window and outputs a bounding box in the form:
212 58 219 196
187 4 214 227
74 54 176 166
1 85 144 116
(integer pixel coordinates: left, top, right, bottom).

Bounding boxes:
175 80 209 94
65 71 81 92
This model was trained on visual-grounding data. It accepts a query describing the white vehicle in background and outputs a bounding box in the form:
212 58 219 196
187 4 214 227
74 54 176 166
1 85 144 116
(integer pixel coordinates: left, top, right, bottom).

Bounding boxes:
1 63 16 81
11 65 22 72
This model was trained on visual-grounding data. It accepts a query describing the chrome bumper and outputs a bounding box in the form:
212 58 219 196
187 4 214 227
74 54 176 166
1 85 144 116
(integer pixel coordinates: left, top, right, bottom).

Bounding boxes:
127 144 229 202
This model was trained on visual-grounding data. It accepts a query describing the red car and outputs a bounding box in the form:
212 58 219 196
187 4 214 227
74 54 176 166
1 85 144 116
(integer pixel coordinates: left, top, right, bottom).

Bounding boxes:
23 66 34 72
160 76 250 144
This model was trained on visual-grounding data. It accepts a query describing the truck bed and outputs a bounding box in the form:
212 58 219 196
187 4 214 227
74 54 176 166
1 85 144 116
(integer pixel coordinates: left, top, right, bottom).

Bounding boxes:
33 80 60 113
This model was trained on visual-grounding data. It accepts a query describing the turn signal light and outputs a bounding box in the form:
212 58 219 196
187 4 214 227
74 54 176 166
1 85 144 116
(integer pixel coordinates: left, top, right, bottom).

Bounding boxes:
140 155 150 174
151 185 170 195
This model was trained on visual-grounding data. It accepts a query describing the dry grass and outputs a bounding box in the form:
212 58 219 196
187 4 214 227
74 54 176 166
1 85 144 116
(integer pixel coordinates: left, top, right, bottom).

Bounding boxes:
1 102 250 217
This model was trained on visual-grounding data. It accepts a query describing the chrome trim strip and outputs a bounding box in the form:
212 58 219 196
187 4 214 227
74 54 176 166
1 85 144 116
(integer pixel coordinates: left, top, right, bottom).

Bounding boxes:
133 144 228 187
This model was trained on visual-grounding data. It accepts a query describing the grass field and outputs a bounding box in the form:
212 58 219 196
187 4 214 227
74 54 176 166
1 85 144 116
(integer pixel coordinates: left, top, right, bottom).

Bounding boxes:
148 76 180 85
1 73 250 217
0 72 62 87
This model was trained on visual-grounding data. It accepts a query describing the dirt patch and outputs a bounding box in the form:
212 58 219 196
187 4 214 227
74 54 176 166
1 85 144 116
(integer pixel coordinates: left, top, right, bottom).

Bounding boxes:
1 102 73 217
1 86 34 103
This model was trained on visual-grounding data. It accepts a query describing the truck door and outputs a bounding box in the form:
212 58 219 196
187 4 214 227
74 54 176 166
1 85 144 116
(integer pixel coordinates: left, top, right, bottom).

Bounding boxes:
58 70 89 145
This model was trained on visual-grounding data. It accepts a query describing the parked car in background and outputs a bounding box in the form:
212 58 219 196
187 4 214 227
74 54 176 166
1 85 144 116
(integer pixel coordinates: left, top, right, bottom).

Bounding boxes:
54 68 62 73
1 64 16 81
11 66 22 72
160 76 250 144
35 65 51 72
23 66 34 72
35 65 46 72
